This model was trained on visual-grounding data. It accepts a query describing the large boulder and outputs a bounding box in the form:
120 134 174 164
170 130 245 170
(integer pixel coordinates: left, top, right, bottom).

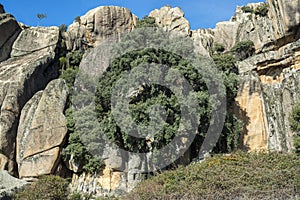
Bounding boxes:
16 79 68 179
11 27 59 57
149 6 190 36
0 11 21 62
65 6 137 51
0 27 60 174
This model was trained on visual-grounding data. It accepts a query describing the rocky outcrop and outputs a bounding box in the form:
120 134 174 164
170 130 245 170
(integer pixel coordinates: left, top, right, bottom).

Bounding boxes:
149 6 190 36
16 79 68 179
65 6 137 51
191 29 214 56
235 39 300 151
267 0 300 39
0 26 60 173
0 11 21 62
0 170 27 198
11 27 59 57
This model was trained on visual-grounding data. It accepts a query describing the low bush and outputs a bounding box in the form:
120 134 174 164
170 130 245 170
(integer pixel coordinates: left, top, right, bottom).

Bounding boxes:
125 151 300 200
15 175 69 200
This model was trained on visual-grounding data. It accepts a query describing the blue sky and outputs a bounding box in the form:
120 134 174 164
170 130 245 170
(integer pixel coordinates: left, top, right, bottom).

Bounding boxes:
1 0 265 29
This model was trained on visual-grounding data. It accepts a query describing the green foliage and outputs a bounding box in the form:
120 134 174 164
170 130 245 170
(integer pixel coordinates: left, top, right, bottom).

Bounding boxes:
241 6 254 13
136 16 158 28
59 24 67 33
37 13 47 20
37 13 47 27
125 152 300 199
15 175 69 200
231 40 255 60
241 3 268 17
289 103 300 153
59 50 83 91
212 54 242 152
93 45 241 156
289 103 300 132
254 3 269 17
74 16 81 23
213 43 225 53
59 50 104 173
64 107 105 173
95 48 202 153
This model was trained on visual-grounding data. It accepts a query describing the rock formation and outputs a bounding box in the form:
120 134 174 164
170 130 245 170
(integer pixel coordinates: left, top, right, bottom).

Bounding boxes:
65 6 137 51
149 6 190 36
16 79 68 179
0 9 21 62
0 0 299 197
0 170 27 198
0 25 60 173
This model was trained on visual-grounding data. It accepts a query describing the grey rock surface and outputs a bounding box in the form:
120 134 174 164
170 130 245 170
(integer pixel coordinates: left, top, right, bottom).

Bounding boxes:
0 26 60 173
11 26 59 57
0 170 27 198
0 12 21 62
16 79 68 179
149 6 190 36
66 6 137 51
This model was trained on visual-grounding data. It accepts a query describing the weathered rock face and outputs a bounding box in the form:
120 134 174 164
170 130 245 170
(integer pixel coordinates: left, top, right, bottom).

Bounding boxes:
212 3 275 52
0 26 60 173
149 6 190 36
16 79 68 179
0 170 27 198
11 27 59 57
235 39 300 151
65 6 137 51
191 29 214 56
0 11 21 62
267 0 300 39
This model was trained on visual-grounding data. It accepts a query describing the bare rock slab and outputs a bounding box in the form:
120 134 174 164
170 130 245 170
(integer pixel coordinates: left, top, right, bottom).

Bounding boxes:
16 79 68 179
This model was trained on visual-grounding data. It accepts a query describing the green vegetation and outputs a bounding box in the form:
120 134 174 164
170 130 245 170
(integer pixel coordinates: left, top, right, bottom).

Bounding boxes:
241 3 268 17
59 50 104 173
241 6 254 13
231 40 255 61
15 175 69 200
74 16 81 24
36 13 47 27
212 43 225 53
125 151 300 200
93 45 241 159
212 54 241 152
289 103 300 153
136 16 158 28
59 24 67 33
254 3 269 17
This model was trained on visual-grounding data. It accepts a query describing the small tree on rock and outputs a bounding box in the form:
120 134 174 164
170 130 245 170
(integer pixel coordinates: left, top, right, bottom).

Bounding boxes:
37 13 47 27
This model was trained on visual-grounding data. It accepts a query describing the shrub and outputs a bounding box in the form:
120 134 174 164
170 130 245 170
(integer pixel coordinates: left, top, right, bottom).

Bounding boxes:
125 151 300 200
59 24 67 33
136 16 158 28
254 3 269 17
241 6 254 13
231 40 255 60
213 43 225 53
74 16 81 24
289 103 300 153
15 175 69 200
